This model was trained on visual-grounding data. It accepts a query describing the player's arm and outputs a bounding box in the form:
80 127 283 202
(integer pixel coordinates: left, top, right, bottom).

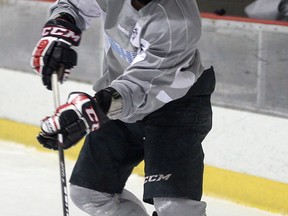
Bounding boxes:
110 12 203 122
49 0 103 31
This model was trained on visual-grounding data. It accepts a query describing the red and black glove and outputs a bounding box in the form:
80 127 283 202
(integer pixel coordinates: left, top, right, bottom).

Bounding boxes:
31 13 82 90
37 92 109 150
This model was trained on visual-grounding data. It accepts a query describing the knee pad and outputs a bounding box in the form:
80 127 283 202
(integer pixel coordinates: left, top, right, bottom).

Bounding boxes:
154 197 207 216
70 184 148 216
70 184 119 216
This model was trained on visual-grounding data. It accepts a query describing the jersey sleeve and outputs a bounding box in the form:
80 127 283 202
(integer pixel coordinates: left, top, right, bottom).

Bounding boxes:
49 0 103 31
110 12 204 123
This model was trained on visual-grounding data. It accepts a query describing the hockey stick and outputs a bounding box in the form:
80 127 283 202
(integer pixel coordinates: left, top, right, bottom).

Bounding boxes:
52 71 70 216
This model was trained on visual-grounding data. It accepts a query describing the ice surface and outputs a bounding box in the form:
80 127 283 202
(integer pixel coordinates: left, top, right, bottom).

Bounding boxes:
0 141 282 216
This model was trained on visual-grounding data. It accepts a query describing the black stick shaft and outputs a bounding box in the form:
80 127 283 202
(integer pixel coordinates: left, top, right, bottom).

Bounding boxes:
52 72 70 216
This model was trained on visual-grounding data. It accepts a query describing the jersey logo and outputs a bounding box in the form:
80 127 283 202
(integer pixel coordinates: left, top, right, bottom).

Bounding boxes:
130 23 141 48
117 24 130 36
108 36 137 64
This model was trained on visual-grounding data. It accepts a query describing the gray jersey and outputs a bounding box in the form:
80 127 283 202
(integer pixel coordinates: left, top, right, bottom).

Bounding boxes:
50 0 204 123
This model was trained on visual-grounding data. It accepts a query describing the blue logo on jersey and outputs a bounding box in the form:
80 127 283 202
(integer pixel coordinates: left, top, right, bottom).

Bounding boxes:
108 37 137 64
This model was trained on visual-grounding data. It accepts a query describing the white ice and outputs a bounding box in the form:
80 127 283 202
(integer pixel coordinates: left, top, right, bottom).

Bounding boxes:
0 140 281 216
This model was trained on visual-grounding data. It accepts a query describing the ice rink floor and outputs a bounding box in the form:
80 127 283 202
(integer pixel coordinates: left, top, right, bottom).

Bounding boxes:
0 141 282 216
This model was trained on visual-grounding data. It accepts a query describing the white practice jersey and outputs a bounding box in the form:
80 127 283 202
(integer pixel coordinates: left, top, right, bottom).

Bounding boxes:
50 0 205 123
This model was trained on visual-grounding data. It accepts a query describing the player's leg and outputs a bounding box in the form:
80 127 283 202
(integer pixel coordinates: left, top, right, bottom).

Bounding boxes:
142 68 215 215
142 120 208 216
153 197 207 216
69 120 147 216
70 185 148 216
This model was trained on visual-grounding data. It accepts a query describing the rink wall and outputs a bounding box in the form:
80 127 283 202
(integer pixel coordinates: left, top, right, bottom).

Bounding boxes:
1 68 288 215
1 0 288 118
2 0 288 119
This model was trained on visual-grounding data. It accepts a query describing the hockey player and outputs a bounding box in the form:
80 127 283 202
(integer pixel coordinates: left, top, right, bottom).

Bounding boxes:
31 0 215 215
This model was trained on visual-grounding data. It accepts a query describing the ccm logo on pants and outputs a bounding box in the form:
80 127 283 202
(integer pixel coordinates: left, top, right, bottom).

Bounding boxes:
144 174 172 183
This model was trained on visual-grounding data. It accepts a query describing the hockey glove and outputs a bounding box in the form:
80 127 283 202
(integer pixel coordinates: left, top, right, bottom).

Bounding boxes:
278 0 288 21
31 13 82 90
37 92 109 150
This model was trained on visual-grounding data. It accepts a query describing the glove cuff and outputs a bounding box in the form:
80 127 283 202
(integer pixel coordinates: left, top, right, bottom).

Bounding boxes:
56 13 76 25
43 19 82 46
138 0 153 5
95 87 123 120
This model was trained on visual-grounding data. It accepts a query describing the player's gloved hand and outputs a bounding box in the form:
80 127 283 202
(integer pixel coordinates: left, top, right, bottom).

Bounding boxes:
278 0 288 21
31 13 82 90
37 92 109 150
